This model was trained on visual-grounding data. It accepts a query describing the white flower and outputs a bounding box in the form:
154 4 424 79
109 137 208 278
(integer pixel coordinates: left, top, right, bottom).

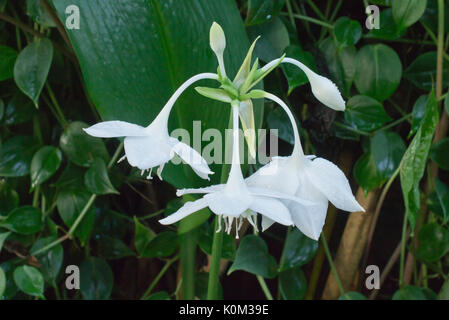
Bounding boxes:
261 57 346 111
209 22 227 78
159 102 319 237
84 73 217 180
245 92 364 240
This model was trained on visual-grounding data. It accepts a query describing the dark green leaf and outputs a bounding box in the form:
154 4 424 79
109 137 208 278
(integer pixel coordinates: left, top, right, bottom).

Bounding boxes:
416 223 449 262
0 182 19 216
420 0 449 34
430 138 449 170
0 267 5 299
134 217 155 257
279 266 306 300
84 158 118 195
354 152 384 192
338 291 367 300
404 52 449 91
177 195 211 235
199 223 236 261
0 231 11 253
334 17 362 47
0 136 39 177
26 0 56 28
13 265 44 298
30 237 63 285
409 95 427 137
281 45 317 94
194 272 223 300
345 95 391 131
393 285 427 300
143 231 178 259
30 146 62 189
367 9 406 40
80 257 113 300
280 228 318 271
0 46 18 81
371 130 406 179
97 235 134 260
245 0 285 26
392 0 427 29
3 92 36 125
59 121 109 167
13 38 53 106
355 44 402 102
228 235 277 279
0 206 43 235
147 291 171 300
434 178 449 222
0 261 18 299
56 188 95 244
266 107 296 145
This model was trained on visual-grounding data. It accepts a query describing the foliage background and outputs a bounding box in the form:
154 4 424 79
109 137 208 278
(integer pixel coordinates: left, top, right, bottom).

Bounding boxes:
0 0 448 300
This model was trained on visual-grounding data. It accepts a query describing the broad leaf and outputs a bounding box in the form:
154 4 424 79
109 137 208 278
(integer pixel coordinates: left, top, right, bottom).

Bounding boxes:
392 285 427 300
80 257 113 300
429 138 449 170
245 0 285 26
416 223 449 262
84 158 118 195
345 95 391 131
3 92 36 125
13 265 44 298
354 152 384 192
0 136 39 177
31 237 63 286
0 46 18 81
404 52 449 91
279 266 307 300
0 206 43 235
409 95 427 137
281 45 317 95
392 0 427 29
434 178 449 222
30 146 62 189
371 130 406 179
280 228 318 271
334 17 362 47
0 182 19 216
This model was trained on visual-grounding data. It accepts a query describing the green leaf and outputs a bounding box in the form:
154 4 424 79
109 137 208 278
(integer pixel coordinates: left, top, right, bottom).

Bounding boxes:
56 188 95 244
13 265 44 298
0 206 43 235
420 0 449 34
354 152 384 192
247 17 289 62
371 130 406 179
30 237 63 285
367 9 406 40
400 92 438 228
194 87 232 103
266 106 296 145
404 52 449 91
0 99 3 121
392 0 427 29
134 217 155 256
26 0 56 28
429 138 449 170
228 235 277 279
147 291 171 300
0 267 5 299
338 291 368 300
416 223 449 262
54 0 263 189
0 182 19 216
334 17 362 47
345 95 391 131
280 229 318 271
3 92 36 125
281 45 317 95
0 261 18 299
97 235 134 260
177 196 211 235
30 146 62 189
355 44 402 102
393 285 427 300
409 95 427 137
13 38 53 106
0 231 11 253
0 46 18 81
434 178 449 222
0 136 39 177
84 158 118 195
195 272 223 300
80 257 113 300
245 0 285 26
144 232 178 258
279 266 306 300
199 223 236 261
60 121 109 168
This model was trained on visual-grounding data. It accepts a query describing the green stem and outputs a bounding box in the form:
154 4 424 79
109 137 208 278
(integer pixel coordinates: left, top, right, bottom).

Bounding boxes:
305 0 327 21
333 121 370 136
45 83 68 126
399 211 408 288
32 185 40 208
374 114 412 133
180 231 196 300
280 12 334 29
141 255 179 300
321 233 345 296
256 276 274 300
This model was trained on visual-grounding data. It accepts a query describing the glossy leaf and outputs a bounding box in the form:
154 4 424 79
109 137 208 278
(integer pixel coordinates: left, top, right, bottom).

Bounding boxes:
367 9 406 40
281 45 317 95
97 235 134 260
392 0 427 29
30 146 62 189
393 285 427 300
0 231 11 253
228 235 277 279
60 121 109 167
0 206 43 235
355 44 402 102
334 17 362 47
3 92 36 125
434 178 449 222
0 261 18 299
54 0 262 188
409 95 427 137
0 182 19 216
143 232 178 259
400 92 438 228
345 95 391 132
429 138 449 170
13 265 44 298
279 266 307 300
354 152 384 192
0 136 39 177
0 46 18 81
30 237 63 285
245 0 285 26
266 107 296 145
13 38 53 106
417 223 449 262
338 292 367 300
404 52 449 91
84 158 118 195
80 257 113 300
26 0 56 28
134 217 155 257
280 228 318 271
371 130 406 179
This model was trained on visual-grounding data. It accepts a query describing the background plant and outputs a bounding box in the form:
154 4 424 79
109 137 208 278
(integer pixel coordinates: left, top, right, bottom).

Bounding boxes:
0 0 448 300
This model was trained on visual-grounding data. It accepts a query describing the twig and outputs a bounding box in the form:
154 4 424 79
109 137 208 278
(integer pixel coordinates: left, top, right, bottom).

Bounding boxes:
40 0 73 50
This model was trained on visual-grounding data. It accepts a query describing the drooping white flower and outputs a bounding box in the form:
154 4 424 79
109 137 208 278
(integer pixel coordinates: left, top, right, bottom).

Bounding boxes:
84 73 217 180
159 102 320 237
245 91 364 240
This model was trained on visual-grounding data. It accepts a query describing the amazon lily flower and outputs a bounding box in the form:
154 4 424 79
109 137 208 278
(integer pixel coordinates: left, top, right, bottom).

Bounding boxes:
84 73 216 180
159 102 320 237
245 90 364 240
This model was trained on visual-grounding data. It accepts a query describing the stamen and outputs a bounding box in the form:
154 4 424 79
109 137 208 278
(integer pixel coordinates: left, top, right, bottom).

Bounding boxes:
235 219 239 239
226 217 234 234
237 217 243 231
247 215 258 232
224 216 229 234
146 168 153 180
117 155 126 163
157 164 165 180
216 215 222 233
141 170 145 176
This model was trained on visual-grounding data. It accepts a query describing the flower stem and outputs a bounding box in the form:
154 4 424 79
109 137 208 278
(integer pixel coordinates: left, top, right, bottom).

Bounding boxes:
321 233 345 296
280 12 334 29
256 275 274 300
141 255 179 300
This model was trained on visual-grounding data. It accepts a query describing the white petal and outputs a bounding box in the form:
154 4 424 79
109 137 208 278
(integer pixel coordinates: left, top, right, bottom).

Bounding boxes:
289 198 328 241
305 157 364 212
261 215 275 232
124 136 172 170
170 138 214 180
176 184 225 197
159 198 208 225
247 186 318 207
249 196 293 226
83 121 147 137
204 191 251 217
